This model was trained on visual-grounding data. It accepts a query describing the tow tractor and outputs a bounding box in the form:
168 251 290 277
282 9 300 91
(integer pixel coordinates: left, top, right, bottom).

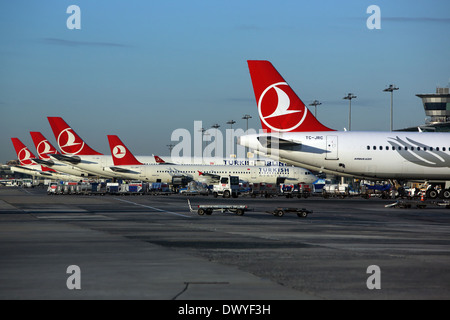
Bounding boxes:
385 200 427 209
212 175 240 198
267 207 313 218
187 199 249 216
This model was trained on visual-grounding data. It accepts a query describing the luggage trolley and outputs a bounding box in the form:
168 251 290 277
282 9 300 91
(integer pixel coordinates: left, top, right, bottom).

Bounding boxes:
187 199 249 216
267 207 313 218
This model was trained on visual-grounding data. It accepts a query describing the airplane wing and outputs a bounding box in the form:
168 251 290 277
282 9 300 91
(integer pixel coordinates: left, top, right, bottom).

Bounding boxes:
198 171 220 180
11 165 53 176
31 158 55 166
11 165 39 173
257 136 328 154
50 154 82 165
109 167 141 174
257 136 302 150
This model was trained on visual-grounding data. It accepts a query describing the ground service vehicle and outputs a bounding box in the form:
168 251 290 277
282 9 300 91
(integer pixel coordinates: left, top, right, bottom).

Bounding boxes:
212 176 240 198
250 182 278 198
281 183 312 198
47 182 58 194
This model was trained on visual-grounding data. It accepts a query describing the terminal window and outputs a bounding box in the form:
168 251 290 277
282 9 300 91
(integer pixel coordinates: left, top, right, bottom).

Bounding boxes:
424 103 447 110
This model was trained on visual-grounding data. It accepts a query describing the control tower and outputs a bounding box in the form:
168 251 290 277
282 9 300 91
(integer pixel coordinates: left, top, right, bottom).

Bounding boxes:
396 86 450 132
416 87 450 123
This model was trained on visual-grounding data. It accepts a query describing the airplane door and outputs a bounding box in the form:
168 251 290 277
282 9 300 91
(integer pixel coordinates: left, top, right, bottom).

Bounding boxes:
251 168 257 181
326 136 338 160
293 168 299 180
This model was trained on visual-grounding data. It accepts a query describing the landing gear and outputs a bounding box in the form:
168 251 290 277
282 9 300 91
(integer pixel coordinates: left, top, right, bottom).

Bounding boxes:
440 189 450 200
426 188 439 200
425 186 450 200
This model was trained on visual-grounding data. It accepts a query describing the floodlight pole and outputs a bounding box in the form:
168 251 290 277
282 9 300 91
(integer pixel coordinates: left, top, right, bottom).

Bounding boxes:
227 120 236 157
383 84 399 132
242 114 252 158
166 144 175 153
198 127 206 162
343 93 357 131
309 100 322 118
211 124 220 157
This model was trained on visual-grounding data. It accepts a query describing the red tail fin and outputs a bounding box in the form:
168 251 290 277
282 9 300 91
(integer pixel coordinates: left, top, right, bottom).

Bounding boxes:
30 132 59 160
247 60 334 132
47 117 103 155
11 138 37 166
154 155 166 164
107 135 143 166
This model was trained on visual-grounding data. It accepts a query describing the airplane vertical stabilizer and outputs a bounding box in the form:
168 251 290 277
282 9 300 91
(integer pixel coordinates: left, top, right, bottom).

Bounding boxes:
107 135 143 166
247 60 334 132
47 117 103 155
30 131 59 160
11 138 37 166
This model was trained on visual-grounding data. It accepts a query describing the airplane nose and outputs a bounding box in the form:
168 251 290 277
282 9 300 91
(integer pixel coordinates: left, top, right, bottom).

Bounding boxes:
236 137 241 145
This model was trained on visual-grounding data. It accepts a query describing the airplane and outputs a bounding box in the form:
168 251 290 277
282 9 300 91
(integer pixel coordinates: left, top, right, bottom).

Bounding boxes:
47 116 145 179
106 134 318 185
47 117 228 179
10 138 81 181
46 116 301 180
238 60 450 198
29 131 95 178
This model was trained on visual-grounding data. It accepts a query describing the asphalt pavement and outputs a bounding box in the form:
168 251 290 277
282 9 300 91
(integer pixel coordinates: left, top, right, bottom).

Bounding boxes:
1 186 449 300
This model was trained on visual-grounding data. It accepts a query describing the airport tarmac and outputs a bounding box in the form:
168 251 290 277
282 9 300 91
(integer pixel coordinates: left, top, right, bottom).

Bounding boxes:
1 186 450 300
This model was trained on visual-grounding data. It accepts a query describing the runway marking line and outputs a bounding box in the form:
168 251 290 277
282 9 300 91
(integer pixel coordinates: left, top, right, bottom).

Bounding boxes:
113 198 192 218
20 188 34 195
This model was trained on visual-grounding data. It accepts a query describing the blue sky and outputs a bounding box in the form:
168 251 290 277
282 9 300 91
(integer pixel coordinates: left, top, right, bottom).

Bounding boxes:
1 0 449 162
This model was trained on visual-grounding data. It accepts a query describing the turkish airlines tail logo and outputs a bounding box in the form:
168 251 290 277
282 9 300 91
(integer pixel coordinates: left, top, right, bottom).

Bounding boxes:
154 155 166 164
112 145 127 159
247 60 334 132
47 117 103 155
263 84 301 119
107 135 143 166
30 132 59 160
11 138 37 166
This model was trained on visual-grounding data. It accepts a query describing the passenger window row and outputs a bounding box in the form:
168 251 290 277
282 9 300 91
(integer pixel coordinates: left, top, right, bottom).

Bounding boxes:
367 146 447 151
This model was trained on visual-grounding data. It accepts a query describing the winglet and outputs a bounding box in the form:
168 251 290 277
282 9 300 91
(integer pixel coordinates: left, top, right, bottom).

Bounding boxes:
247 60 334 132
107 135 143 166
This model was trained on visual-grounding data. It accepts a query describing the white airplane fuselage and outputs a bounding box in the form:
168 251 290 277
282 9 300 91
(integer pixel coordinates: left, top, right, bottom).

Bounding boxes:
50 155 158 179
239 131 450 181
52 154 309 183
103 164 317 184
